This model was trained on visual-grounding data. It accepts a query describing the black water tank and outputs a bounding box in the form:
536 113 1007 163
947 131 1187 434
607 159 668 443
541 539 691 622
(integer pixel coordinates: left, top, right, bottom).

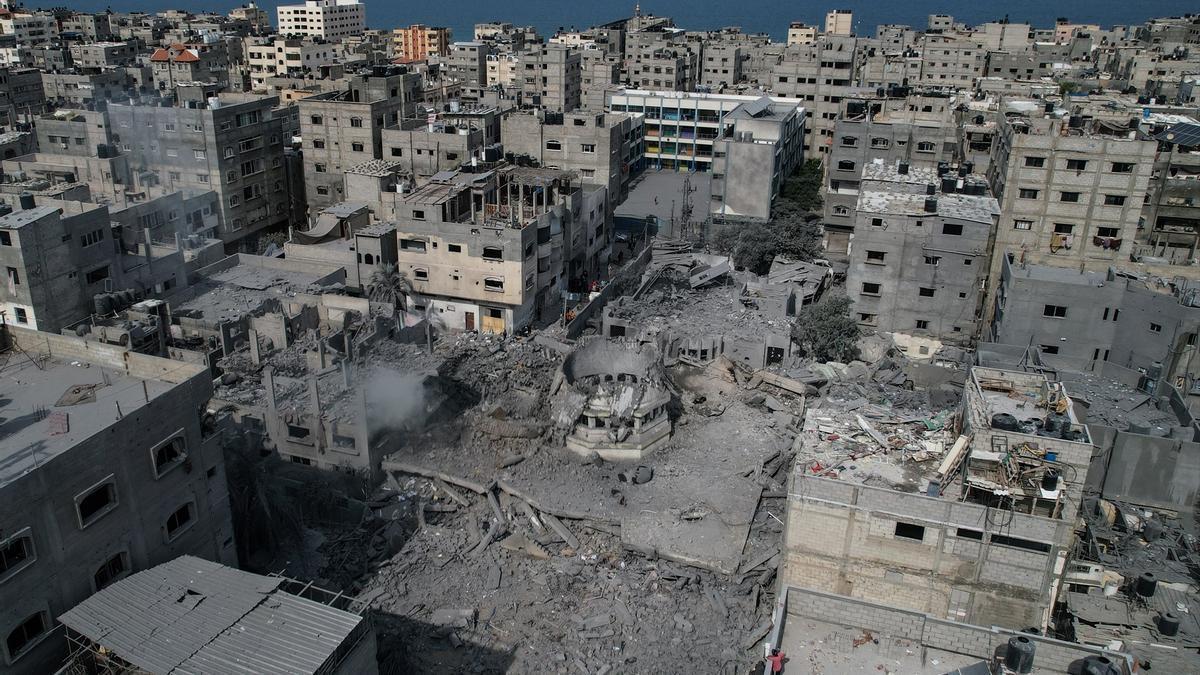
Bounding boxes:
1041 470 1059 492
957 164 968 177
991 413 1020 431
926 183 936 195
1078 655 1120 675
64 172 76 183
898 161 909 175
1159 612 1181 637
18 192 34 210
1004 635 1036 674
963 161 974 174
941 176 957 193
937 162 950 177
1136 572 1158 599
924 197 938 213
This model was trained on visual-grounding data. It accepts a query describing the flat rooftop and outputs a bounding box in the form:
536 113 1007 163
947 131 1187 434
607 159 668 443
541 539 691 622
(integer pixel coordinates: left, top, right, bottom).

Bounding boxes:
171 257 341 323
0 352 175 489
857 190 1000 224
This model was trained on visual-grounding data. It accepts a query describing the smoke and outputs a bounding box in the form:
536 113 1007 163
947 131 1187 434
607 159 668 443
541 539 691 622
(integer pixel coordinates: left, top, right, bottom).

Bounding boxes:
364 369 427 431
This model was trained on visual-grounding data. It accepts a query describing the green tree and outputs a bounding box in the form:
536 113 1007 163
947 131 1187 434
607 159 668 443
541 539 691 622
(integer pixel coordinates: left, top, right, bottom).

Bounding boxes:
777 159 824 212
792 293 861 363
368 263 412 310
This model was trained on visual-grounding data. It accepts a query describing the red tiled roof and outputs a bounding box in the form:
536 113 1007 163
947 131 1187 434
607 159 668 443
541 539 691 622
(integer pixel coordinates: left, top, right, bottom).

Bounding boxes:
173 50 200 63
149 48 170 62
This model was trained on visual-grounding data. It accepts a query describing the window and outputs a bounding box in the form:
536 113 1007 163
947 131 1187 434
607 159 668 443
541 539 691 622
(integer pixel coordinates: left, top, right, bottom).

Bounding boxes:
545 139 561 151
580 143 595 153
224 147 235 159
1060 192 1080 203
915 319 930 329
870 217 883 227
482 246 502 261
1150 323 1163 333
351 142 364 152
924 255 941 265
151 435 186 478
916 141 935 152
858 313 877 324
448 244 462 253
1043 304 1068 318
349 117 363 127
85 266 110 285
5 611 48 663
1104 194 1126 206
93 551 128 590
894 522 926 541
390 147 402 156
1111 162 1135 173
1040 345 1060 354
484 277 504 292
1054 223 1074 234
5 267 17 286
238 138 262 153
400 238 426 252
942 223 963 236
313 139 325 148
840 136 858 147
314 163 326 173
165 502 195 541
413 268 428 280
918 287 935 297
0 529 35 583
1066 159 1087 171
80 228 104 247
0 232 9 246
412 210 425 220
1014 220 1033 230
1024 156 1045 168
316 186 329 195
871 137 889 148
193 149 206 160
1018 188 1039 199
837 160 855 171
75 477 117 529
861 282 881 295
866 250 886 262
14 308 27 324
832 205 849 216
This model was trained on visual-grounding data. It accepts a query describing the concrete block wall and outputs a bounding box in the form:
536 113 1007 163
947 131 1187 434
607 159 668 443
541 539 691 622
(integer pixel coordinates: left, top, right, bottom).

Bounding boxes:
784 587 1133 674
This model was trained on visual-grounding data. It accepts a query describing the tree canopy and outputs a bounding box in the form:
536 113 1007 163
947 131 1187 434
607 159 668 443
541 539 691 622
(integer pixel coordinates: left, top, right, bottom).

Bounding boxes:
791 293 861 363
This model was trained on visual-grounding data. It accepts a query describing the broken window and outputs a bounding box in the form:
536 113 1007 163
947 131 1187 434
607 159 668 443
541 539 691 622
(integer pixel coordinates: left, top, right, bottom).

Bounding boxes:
0 529 35 582
286 424 311 440
894 522 926 541
484 277 504 292
93 551 128 590
1111 162 1135 173
482 246 503 261
865 250 886 262
924 255 941 265
400 239 426 252
75 478 118 529
915 319 929 329
1066 159 1087 171
151 436 186 478
5 611 47 662
165 502 195 541
1024 156 1045 168
0 231 10 246
413 268 428 280
85 266 110 285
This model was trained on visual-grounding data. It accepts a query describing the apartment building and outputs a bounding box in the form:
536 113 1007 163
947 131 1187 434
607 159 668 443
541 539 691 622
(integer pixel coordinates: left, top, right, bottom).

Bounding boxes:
61 13 114 41
298 67 421 210
380 116 484 178
0 327 236 674
992 256 1200 386
769 35 866 157
149 40 232 91
390 166 605 333
393 24 451 62
787 23 817 46
41 70 132 107
0 13 60 46
847 162 1000 342
444 41 489 99
0 202 187 332
986 109 1157 293
501 109 644 207
823 93 957 248
698 43 743 90
580 49 620 111
515 44 582 113
276 0 365 40
244 36 340 90
918 34 986 89
825 9 854 36
1141 120 1200 263
69 41 138 69
108 94 292 249
626 44 698 92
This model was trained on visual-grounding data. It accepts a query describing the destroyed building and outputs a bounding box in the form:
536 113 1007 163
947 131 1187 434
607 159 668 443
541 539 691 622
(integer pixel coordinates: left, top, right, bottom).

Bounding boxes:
0 327 236 674
555 338 672 460
58 556 377 675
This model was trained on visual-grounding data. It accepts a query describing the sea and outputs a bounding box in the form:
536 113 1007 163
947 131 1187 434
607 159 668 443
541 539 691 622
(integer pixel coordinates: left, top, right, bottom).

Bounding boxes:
37 1 1200 43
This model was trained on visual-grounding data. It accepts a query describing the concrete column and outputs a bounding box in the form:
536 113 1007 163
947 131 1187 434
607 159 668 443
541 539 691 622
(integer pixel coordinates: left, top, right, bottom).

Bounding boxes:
248 328 261 364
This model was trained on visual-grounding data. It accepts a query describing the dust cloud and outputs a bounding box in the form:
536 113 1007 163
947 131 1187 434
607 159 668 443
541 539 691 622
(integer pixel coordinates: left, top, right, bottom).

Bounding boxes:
365 369 427 430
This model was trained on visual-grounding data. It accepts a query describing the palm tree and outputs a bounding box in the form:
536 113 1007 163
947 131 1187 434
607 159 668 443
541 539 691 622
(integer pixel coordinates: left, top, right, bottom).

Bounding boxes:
368 263 412 311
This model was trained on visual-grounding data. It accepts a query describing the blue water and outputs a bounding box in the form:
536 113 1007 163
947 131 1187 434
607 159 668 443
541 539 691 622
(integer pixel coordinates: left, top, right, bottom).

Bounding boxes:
40 1 1197 42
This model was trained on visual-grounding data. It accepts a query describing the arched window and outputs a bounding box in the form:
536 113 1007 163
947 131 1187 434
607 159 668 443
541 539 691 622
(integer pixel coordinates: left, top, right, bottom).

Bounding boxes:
223 147 234 159
363 253 374 265
837 160 855 171
871 137 889 148
917 141 936 152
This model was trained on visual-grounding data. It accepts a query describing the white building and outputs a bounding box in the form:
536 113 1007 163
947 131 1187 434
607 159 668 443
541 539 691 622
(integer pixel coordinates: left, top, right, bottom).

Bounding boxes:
0 13 60 46
276 0 365 40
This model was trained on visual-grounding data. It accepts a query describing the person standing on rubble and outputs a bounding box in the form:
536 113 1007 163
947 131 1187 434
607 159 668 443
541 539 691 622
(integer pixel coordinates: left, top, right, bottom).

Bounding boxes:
766 648 787 673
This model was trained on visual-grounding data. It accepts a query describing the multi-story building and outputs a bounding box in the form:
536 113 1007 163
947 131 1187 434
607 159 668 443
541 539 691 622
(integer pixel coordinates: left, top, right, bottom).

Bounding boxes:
787 22 817 46
228 2 272 33
61 13 114 41
276 0 365 40
987 108 1157 295
149 40 232 91
298 67 421 210
609 89 804 220
244 36 340 90
391 166 607 333
847 162 1000 342
769 35 866 158
393 24 451 62
444 41 489 100
918 34 986 89
0 13 60 46
501 109 644 207
108 94 292 249
380 116 484 178
68 41 138 69
824 9 854 36
0 326 236 674
1141 120 1200 264
580 49 620 110
698 42 742 90
516 44 582 113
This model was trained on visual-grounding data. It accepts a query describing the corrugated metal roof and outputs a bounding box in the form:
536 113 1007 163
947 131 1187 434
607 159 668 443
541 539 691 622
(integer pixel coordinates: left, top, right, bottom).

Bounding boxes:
58 556 363 675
